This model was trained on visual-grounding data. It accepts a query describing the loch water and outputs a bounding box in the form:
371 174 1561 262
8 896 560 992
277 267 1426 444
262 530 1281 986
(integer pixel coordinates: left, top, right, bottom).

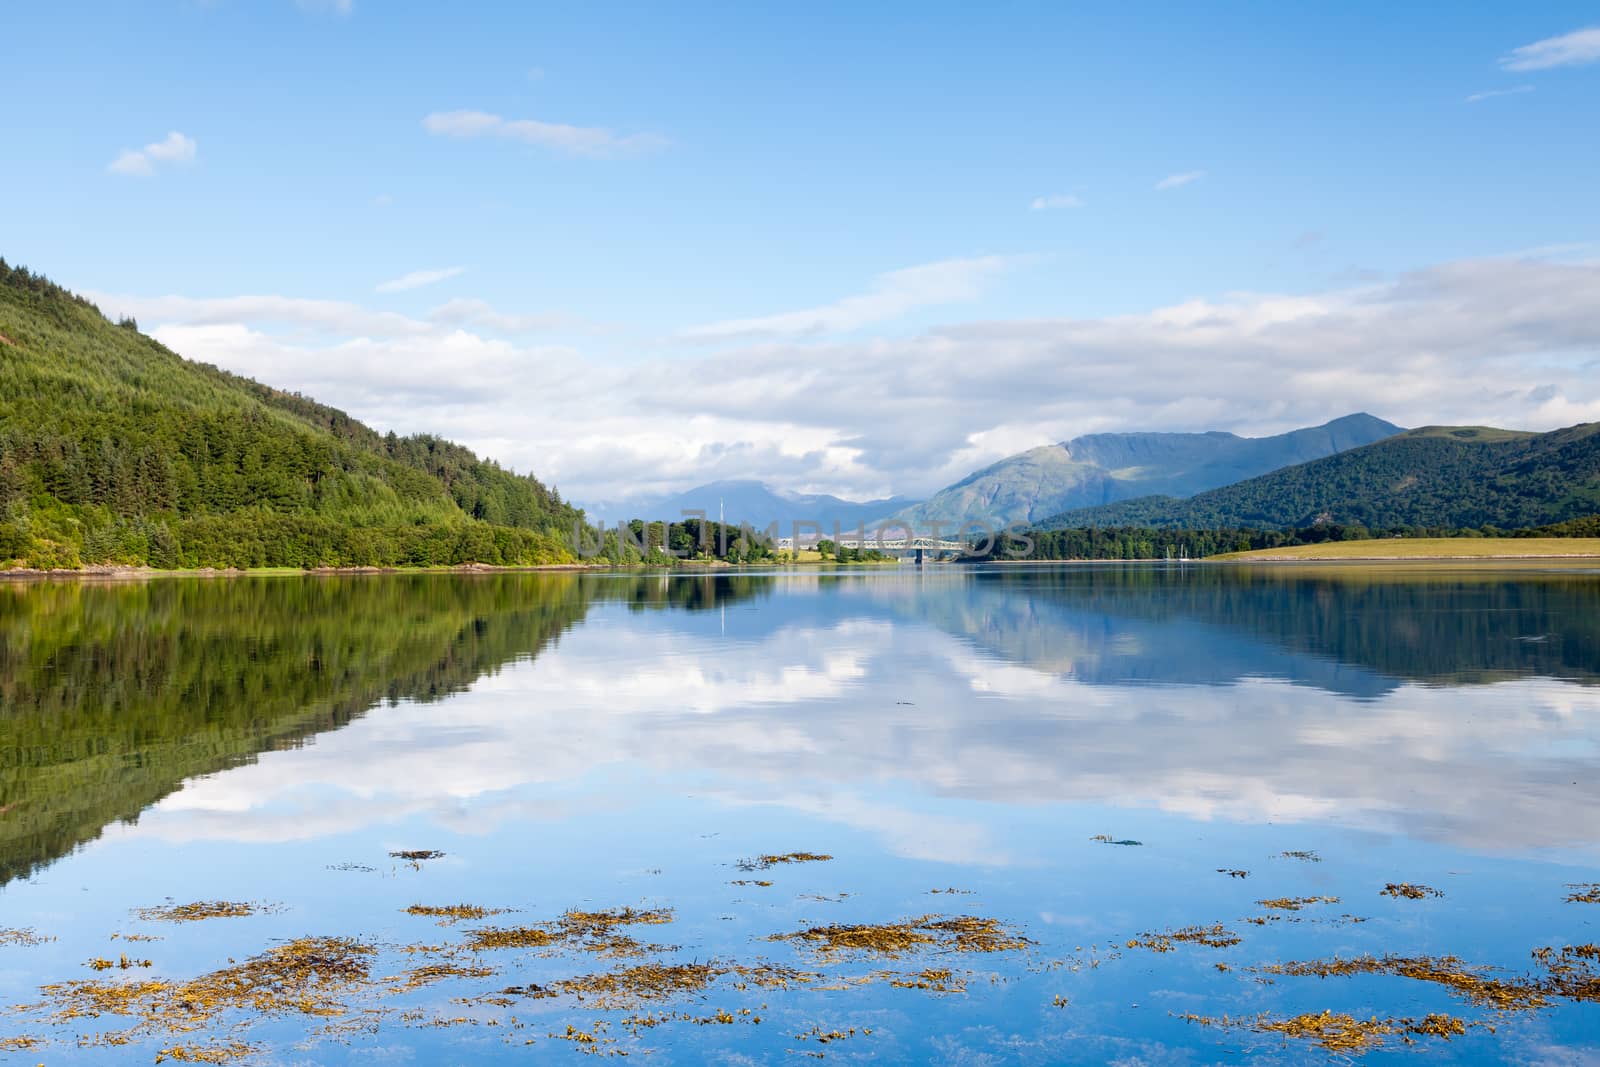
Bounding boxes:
2 563 1598 1063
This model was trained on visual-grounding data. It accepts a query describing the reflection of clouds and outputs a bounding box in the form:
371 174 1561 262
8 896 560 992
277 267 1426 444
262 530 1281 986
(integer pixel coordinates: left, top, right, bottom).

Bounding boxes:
122 609 1600 862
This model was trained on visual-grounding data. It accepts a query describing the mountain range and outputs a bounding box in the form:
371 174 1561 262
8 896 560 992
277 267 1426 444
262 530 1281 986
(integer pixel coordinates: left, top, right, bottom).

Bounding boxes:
885 413 1402 530
1044 423 1600 530
584 479 920 534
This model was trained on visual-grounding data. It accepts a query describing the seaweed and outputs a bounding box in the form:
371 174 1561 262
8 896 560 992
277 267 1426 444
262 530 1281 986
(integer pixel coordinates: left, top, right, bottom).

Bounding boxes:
1381 883 1443 900
132 901 271 923
735 852 832 872
773 915 1029 958
1256 896 1340 911
1127 924 1242 953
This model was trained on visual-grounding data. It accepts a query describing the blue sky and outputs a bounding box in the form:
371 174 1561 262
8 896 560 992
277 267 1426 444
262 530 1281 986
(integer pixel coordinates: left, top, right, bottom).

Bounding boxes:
5 2 1599 504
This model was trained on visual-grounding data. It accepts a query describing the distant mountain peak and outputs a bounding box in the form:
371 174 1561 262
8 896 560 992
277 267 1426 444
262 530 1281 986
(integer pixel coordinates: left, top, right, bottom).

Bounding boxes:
891 414 1402 530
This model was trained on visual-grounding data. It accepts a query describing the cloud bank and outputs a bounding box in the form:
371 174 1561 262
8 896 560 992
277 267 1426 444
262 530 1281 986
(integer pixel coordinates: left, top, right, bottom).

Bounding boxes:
90 251 1600 506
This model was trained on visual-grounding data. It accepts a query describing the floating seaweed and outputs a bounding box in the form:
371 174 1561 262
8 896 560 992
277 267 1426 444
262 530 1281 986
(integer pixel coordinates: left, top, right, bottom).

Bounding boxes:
154 1042 258 1064
1260 954 1552 1010
466 906 674 959
88 955 153 971
39 936 375 1035
795 1023 870 1045
389 850 445 870
1565 884 1600 904
1279 850 1321 862
0 927 54 946
1382 883 1443 900
773 914 1030 958
404 904 509 925
387 962 496 992
1217 869 1249 879
1180 1009 1473 1053
1090 835 1142 846
1127 923 1242 953
132 901 271 923
888 966 966 993
735 852 832 872
1256 896 1340 911
556 962 721 1008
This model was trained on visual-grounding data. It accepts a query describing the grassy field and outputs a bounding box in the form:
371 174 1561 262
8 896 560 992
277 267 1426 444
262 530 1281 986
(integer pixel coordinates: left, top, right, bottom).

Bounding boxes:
1215 537 1600 561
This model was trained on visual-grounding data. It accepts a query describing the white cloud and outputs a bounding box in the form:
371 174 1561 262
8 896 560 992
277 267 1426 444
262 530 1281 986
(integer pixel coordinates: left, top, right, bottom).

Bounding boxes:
1500 25 1600 71
421 109 668 158
107 612 1600 859
97 252 1600 505
427 297 564 334
682 255 1020 339
1155 170 1204 191
1029 193 1083 211
108 131 196 177
375 266 465 293
1466 85 1534 103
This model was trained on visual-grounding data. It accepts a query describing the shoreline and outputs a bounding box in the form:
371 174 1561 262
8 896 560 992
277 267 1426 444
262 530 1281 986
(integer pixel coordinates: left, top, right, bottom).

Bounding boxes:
0 559 908 581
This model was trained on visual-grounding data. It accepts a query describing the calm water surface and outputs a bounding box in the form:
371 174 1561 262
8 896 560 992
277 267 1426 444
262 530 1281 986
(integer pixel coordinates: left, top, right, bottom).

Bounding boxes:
2 564 1598 1063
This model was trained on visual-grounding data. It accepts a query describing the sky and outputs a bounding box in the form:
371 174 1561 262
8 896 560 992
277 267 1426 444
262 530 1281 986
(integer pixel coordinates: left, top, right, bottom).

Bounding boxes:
5 2 1600 508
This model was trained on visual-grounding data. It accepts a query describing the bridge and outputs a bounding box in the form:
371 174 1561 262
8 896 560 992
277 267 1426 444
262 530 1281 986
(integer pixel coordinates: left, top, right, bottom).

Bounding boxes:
776 534 970 564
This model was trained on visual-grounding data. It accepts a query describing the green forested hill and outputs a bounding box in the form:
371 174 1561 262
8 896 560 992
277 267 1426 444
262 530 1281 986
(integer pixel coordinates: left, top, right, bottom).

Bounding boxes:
1041 424 1600 531
0 260 582 568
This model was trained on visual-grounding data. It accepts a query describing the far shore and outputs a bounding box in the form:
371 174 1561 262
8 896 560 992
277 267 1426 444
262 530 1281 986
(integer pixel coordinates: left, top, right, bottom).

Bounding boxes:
0 558 905 581
1212 537 1600 562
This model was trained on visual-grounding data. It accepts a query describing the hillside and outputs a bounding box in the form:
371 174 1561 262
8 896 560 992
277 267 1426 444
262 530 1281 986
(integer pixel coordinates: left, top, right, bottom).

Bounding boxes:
0 260 582 568
1043 424 1600 530
890 413 1400 530
587 478 920 534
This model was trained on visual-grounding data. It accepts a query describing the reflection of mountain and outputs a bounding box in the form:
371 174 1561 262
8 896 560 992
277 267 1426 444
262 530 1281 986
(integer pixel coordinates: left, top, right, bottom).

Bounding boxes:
882 565 1600 696
0 573 769 885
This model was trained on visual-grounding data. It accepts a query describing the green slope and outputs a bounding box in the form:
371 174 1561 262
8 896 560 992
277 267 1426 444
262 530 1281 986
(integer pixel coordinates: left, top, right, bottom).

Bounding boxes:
1043 423 1600 530
890 413 1401 529
0 260 582 568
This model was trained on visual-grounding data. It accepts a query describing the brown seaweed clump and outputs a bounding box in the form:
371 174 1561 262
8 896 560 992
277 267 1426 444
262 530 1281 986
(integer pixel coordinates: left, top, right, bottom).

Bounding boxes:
88 955 153 971
154 1042 258 1064
555 962 722 1008
888 967 966 993
387 962 496 992
1182 1009 1471 1053
0 1036 41 1052
133 901 269 923
1127 924 1242 953
773 914 1030 958
1279 850 1320 862
1261 954 1545 1010
736 852 832 872
1256 896 1340 911
404 904 508 925
1382 883 1443 900
466 906 675 958
40 936 376 1034
1565 884 1600 904
0 927 54 946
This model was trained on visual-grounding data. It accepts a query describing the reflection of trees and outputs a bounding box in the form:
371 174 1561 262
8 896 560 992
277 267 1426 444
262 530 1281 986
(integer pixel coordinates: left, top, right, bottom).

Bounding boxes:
899 565 1600 693
0 572 769 885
